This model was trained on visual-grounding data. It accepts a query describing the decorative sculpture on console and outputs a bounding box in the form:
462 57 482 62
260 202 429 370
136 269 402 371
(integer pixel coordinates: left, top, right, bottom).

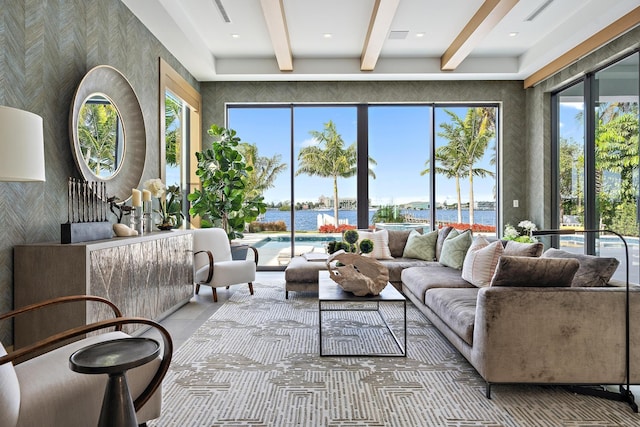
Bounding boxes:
60 177 113 243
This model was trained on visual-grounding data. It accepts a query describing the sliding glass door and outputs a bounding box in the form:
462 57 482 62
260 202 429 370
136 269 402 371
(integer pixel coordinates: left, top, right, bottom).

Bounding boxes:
553 52 639 283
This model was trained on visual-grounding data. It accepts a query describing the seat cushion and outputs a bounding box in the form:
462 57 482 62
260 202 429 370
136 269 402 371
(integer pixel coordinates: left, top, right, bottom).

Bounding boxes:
15 331 161 427
197 259 256 287
380 258 435 283
285 256 327 283
0 343 20 427
425 288 479 346
401 265 474 304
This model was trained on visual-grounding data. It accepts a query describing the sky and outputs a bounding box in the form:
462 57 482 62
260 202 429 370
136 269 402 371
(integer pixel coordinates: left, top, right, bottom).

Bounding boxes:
226 105 497 206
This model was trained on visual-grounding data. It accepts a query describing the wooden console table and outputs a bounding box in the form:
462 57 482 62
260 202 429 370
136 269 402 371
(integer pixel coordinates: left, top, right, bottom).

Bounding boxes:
14 230 193 348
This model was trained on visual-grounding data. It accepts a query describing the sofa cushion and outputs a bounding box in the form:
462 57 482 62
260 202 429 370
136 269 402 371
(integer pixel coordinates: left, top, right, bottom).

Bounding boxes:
402 229 438 261
385 228 422 258
461 236 503 287
425 287 479 346
381 258 435 283
0 343 19 427
541 248 619 287
358 229 393 260
401 265 474 304
435 226 453 261
490 255 580 287
503 240 544 257
439 229 473 270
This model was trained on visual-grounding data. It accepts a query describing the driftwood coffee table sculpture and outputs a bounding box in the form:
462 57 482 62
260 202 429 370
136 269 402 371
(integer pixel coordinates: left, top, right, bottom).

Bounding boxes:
326 251 390 296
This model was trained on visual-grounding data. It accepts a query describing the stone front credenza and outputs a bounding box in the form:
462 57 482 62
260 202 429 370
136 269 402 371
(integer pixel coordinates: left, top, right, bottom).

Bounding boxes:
13 230 193 348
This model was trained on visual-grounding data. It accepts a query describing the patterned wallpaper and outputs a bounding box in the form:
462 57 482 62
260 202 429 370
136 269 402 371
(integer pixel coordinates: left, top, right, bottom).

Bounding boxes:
0 0 198 345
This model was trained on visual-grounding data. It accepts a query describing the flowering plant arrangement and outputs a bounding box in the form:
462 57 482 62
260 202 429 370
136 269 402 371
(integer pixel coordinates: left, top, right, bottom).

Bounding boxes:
143 178 184 228
503 220 538 243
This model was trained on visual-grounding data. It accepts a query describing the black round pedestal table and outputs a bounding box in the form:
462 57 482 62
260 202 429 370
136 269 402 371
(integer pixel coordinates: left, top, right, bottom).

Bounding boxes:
69 337 161 427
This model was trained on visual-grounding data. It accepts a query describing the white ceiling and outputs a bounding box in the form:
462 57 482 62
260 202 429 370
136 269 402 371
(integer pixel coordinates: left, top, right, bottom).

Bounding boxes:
121 0 640 82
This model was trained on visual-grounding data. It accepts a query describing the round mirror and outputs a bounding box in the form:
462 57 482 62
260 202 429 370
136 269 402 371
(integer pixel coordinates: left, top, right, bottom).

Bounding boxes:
70 65 146 202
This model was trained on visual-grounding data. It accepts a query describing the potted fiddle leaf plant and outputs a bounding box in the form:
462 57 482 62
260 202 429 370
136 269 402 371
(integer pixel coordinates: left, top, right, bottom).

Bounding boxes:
188 124 267 255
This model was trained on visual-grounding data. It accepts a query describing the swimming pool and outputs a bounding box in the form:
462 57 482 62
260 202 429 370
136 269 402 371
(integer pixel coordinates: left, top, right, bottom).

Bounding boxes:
254 234 338 249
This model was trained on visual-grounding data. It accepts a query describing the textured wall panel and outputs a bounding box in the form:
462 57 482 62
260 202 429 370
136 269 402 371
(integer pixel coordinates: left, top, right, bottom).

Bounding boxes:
0 0 199 345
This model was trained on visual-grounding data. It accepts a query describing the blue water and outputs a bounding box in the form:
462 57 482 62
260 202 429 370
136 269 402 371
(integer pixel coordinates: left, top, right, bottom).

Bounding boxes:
261 209 496 231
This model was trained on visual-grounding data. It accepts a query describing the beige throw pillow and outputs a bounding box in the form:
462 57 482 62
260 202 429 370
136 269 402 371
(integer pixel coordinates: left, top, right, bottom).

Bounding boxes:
461 236 504 287
358 229 393 260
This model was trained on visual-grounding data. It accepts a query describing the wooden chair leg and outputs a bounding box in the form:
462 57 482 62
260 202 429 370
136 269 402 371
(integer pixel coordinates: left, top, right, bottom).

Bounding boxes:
212 288 218 302
248 282 254 295
195 284 200 294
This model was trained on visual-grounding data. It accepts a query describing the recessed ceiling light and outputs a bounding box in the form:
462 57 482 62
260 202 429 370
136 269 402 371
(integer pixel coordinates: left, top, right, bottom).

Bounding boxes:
416 32 425 38
323 33 332 39
231 33 240 38
509 32 519 37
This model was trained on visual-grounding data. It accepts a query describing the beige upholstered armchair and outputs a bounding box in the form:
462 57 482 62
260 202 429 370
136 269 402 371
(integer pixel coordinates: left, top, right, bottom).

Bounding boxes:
0 295 172 427
193 228 258 302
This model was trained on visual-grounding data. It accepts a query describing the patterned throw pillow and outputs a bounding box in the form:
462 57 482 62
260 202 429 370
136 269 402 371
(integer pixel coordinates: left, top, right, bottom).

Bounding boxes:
357 229 393 260
439 229 473 270
541 248 619 287
402 229 438 261
490 256 579 287
461 236 504 287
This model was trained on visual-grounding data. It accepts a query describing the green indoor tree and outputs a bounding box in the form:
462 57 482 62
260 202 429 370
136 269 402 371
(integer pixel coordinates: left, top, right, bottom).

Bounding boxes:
188 124 267 240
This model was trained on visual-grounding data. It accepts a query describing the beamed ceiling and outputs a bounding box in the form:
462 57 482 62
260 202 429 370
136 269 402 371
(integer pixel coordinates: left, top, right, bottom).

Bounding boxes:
122 0 640 87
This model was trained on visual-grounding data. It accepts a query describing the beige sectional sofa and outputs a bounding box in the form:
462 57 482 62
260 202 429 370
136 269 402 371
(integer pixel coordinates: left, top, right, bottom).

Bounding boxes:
288 227 640 398
397 228 640 398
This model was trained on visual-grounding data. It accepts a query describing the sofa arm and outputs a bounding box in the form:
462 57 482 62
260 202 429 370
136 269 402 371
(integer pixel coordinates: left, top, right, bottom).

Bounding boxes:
471 286 639 385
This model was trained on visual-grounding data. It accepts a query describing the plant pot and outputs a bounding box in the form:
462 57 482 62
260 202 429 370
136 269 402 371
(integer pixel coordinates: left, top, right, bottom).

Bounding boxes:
230 243 249 260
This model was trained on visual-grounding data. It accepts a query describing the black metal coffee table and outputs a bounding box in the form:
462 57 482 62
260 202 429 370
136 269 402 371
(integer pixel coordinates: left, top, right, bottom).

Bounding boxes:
69 337 160 427
318 273 406 357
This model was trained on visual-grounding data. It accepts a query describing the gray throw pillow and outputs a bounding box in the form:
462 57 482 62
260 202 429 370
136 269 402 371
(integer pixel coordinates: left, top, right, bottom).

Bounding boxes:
503 240 544 257
435 226 453 261
439 229 473 270
384 228 421 258
541 248 619 287
490 256 580 287
403 229 438 261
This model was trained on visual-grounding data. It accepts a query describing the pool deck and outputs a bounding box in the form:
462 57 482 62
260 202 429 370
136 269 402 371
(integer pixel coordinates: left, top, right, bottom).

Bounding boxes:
238 232 339 267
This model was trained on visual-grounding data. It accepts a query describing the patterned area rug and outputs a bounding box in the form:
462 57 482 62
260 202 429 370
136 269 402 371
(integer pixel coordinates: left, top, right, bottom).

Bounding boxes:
149 283 640 426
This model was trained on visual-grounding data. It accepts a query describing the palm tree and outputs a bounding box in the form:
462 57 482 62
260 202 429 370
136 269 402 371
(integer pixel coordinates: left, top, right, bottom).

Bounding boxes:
238 142 287 199
296 120 376 225
78 102 119 175
421 145 466 223
437 108 495 225
165 94 182 167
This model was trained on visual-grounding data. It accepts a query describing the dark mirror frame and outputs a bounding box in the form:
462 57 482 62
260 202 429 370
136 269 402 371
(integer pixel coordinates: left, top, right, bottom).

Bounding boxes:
70 65 146 202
